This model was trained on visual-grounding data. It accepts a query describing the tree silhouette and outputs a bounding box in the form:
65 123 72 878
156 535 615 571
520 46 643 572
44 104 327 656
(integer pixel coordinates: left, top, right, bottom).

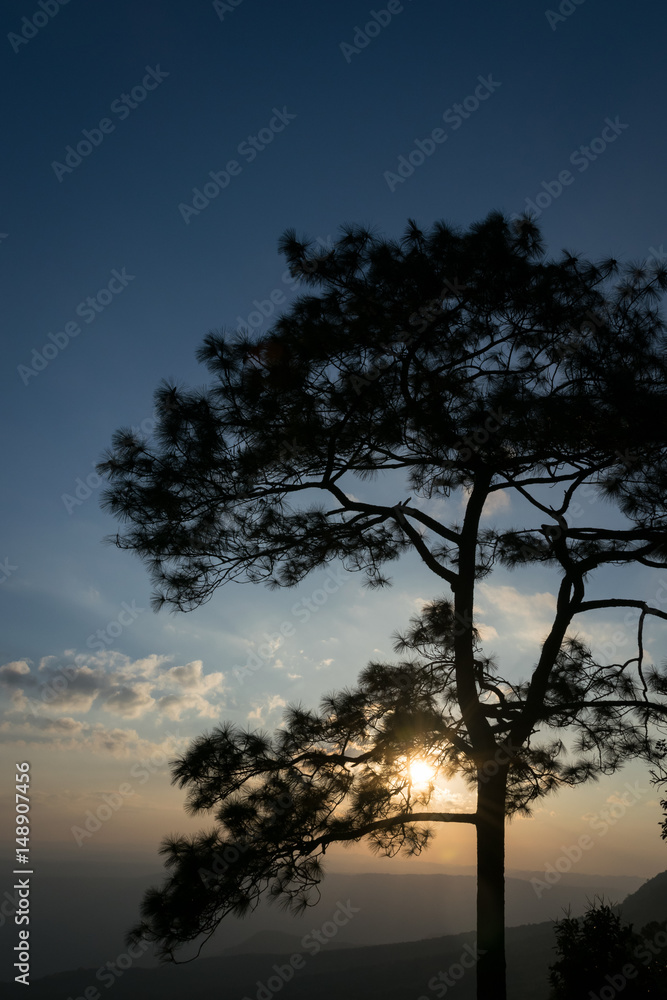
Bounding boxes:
99 211 667 1000
648 738 667 840
548 900 667 998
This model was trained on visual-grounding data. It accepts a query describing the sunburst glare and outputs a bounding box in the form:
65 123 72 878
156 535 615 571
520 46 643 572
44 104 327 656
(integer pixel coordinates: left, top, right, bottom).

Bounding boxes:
407 756 437 789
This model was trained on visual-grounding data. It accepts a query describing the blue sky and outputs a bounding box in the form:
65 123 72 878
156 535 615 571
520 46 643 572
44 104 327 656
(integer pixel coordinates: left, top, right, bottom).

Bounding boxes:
2 0 667 880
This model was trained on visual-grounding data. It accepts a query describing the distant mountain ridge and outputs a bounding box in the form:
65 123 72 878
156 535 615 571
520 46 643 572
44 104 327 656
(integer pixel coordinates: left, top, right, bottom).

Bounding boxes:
2 868 665 997
620 869 667 928
15 890 667 1000
0 924 559 1000
0 865 651 981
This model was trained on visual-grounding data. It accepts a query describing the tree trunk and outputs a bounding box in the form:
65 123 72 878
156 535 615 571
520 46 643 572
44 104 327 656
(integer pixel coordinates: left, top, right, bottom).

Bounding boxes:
476 763 508 1000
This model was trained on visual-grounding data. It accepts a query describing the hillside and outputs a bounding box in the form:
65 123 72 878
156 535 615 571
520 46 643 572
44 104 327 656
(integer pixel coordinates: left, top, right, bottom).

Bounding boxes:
4 869 666 1000
620 869 667 928
0 865 648 978
6 923 556 1000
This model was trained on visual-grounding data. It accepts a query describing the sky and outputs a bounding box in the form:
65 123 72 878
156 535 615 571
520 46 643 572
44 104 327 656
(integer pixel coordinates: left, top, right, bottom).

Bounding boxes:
2 0 667 946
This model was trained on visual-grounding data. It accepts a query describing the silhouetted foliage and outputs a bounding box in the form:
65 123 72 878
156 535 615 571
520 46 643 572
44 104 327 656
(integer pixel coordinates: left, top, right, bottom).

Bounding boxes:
126 601 667 967
549 900 667 998
99 211 667 1000
648 739 667 839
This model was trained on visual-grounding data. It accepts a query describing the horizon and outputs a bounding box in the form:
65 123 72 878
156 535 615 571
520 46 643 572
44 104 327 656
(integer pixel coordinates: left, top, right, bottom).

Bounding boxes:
0 851 659 984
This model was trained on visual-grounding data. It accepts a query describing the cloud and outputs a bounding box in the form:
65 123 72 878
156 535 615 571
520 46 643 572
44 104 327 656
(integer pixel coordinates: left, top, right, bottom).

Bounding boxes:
1 715 87 735
153 659 226 720
162 659 225 692
481 489 510 518
155 692 222 721
2 656 108 713
476 583 557 648
0 650 227 740
0 660 30 678
247 694 287 725
156 695 188 720
101 684 156 718
0 715 188 758
411 487 510 530
458 485 511 520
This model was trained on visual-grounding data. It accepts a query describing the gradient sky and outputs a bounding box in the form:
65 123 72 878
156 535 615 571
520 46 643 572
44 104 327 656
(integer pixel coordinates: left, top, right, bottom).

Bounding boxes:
2 0 667 895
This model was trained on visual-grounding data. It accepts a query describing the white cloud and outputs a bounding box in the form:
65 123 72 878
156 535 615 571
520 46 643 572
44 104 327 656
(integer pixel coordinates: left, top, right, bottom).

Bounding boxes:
156 692 222 721
477 583 557 648
155 695 186 720
247 694 287 725
162 659 225 692
481 489 510 518
101 684 155 718
458 485 510 520
0 650 227 736
0 660 30 677
0 715 188 758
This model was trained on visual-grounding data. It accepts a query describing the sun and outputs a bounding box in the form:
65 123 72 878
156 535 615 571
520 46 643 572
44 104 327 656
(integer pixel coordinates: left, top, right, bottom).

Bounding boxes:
407 757 437 788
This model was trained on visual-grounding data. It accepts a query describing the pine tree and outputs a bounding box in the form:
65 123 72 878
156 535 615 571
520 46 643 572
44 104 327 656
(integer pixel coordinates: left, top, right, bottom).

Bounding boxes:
99 211 667 999
549 900 667 998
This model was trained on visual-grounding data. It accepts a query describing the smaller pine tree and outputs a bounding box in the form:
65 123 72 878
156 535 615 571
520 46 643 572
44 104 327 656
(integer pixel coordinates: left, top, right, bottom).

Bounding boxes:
549 899 667 999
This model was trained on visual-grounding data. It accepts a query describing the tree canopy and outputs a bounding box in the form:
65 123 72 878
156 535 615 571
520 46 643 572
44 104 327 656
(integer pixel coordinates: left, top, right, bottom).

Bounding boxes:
99 211 667 613
125 598 667 965
98 210 667 999
548 900 667 999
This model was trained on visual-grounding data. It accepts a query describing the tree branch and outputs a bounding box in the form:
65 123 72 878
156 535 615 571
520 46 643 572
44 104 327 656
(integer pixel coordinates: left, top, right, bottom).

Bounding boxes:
310 809 478 853
575 600 667 623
